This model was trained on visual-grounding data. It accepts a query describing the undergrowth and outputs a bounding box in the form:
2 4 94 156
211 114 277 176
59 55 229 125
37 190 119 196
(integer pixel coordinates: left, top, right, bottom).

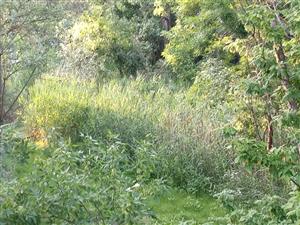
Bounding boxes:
0 76 289 224
21 76 279 197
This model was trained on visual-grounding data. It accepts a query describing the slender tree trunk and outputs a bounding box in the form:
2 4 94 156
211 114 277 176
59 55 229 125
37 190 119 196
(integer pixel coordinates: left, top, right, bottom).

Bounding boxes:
161 8 171 45
265 92 274 151
274 43 298 111
156 5 173 61
267 113 273 151
268 2 298 111
0 51 4 125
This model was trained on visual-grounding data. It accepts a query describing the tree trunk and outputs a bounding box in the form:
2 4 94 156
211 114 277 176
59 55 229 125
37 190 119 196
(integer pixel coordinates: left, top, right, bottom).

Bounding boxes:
0 52 4 125
274 43 298 111
156 5 173 61
267 113 273 151
161 8 171 46
268 2 298 111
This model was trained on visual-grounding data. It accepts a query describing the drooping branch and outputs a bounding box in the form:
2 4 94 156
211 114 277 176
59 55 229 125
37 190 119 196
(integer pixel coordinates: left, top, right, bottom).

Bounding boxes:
3 66 37 118
291 177 300 189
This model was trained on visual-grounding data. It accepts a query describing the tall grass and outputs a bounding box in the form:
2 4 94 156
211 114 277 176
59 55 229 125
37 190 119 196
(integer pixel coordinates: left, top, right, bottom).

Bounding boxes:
21 75 277 196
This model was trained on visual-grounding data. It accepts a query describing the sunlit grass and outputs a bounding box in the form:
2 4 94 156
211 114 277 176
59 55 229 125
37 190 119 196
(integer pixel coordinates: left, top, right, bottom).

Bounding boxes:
147 189 225 225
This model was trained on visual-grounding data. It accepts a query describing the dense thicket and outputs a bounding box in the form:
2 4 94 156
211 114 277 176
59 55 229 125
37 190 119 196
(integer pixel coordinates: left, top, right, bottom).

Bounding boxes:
0 0 300 224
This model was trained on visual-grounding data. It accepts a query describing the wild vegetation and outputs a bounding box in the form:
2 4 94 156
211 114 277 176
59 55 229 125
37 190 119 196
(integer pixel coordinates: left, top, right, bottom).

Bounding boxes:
0 0 300 224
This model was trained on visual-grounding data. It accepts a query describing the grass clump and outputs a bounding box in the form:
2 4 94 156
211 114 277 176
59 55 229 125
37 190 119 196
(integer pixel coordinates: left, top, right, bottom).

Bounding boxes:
21 75 278 198
21 76 228 192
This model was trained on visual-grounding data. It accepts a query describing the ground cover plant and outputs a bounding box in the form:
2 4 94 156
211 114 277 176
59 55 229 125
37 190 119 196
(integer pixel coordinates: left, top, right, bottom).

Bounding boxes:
0 0 300 224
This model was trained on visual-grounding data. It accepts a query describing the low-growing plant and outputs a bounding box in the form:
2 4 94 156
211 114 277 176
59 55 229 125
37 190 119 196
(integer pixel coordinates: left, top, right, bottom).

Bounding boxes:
0 136 152 225
213 192 300 225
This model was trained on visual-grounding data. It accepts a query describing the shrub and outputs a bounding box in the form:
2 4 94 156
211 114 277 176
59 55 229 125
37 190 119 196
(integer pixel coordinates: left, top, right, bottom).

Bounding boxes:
0 136 151 225
213 192 300 225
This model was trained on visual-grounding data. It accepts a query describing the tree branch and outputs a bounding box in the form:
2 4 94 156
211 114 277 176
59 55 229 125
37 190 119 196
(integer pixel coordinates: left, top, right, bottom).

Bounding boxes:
291 177 300 189
3 66 37 118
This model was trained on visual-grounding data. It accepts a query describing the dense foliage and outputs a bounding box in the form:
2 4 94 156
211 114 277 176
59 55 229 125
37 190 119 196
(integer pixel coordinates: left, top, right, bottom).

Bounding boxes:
1 136 150 224
0 0 300 224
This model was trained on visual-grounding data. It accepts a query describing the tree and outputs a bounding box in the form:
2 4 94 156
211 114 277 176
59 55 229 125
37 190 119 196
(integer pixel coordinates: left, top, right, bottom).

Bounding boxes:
63 0 164 78
0 0 80 124
158 0 300 192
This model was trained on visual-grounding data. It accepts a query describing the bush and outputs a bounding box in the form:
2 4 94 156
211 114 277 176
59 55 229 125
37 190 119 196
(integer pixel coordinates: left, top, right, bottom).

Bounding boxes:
0 136 151 225
213 191 300 225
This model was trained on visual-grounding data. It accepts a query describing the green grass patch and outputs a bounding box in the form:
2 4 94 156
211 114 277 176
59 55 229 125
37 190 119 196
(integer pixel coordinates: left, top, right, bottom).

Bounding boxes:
147 189 225 224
